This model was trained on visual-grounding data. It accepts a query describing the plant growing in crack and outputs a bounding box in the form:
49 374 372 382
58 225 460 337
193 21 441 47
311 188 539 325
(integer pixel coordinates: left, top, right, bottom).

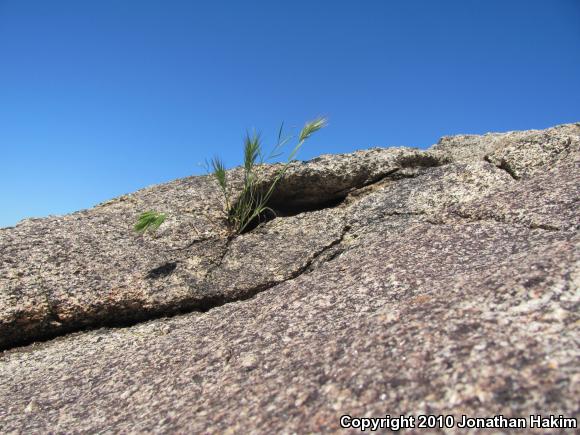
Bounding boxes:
134 117 327 235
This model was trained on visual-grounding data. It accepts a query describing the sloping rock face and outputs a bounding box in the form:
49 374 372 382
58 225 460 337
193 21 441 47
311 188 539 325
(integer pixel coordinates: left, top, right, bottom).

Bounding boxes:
0 123 578 433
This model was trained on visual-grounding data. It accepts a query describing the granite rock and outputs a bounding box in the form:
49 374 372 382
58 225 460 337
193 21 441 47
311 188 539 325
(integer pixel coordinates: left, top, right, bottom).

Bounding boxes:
0 122 578 433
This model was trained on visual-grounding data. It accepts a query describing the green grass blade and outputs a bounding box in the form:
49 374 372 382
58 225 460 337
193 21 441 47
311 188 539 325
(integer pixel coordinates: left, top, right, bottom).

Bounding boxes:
298 117 327 142
134 211 166 233
244 131 261 173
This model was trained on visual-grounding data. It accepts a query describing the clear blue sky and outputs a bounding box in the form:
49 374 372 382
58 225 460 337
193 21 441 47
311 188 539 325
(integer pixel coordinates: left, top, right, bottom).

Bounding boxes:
1 0 579 228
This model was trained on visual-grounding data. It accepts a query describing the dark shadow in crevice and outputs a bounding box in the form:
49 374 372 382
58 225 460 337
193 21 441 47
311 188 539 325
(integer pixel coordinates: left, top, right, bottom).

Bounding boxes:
234 153 448 235
238 194 348 233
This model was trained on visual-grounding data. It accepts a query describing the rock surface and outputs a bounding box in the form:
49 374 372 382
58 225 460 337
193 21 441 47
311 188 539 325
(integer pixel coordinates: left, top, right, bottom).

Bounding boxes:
0 122 578 433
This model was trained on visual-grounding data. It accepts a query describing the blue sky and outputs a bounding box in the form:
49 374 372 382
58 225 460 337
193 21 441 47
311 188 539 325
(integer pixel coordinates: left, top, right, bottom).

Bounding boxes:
1 0 579 227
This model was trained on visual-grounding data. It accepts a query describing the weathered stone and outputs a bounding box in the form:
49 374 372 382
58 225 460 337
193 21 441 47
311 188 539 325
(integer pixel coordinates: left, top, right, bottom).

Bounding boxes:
0 122 578 433
0 146 450 350
431 122 580 179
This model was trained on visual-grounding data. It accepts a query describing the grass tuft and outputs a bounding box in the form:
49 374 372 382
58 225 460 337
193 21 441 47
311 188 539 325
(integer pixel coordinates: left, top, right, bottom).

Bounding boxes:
215 117 327 233
134 117 327 235
298 117 327 142
134 211 166 233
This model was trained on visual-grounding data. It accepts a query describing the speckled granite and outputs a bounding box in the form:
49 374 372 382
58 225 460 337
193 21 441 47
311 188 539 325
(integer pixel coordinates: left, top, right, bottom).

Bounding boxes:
0 122 578 433
0 147 447 350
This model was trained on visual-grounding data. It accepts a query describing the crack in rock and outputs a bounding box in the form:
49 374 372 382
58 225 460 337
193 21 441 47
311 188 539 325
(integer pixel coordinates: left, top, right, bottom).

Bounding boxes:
196 224 352 312
2 125 578 352
1 224 352 351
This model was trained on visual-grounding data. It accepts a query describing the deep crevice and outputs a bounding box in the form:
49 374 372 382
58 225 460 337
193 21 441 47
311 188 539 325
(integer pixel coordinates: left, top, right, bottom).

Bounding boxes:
236 154 448 234
2 158 447 352
240 194 348 233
